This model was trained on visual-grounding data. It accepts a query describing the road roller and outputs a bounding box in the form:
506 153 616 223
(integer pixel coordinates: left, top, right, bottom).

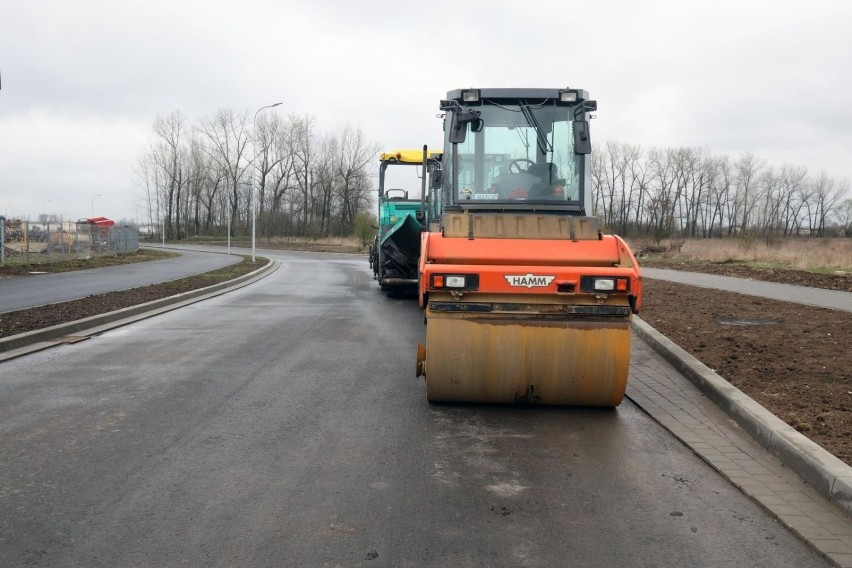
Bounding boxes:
416 87 642 406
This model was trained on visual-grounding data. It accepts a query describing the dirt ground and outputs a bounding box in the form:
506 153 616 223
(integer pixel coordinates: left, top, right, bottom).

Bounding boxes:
639 260 851 466
1 253 849 466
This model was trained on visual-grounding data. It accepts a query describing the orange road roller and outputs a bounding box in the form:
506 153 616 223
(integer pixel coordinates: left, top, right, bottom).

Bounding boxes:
416 87 642 406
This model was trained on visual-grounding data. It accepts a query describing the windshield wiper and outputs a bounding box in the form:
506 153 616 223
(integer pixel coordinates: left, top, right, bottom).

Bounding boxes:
520 102 552 156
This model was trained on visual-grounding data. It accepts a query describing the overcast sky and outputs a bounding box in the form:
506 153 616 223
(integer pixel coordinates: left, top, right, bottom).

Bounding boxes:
2 0 850 223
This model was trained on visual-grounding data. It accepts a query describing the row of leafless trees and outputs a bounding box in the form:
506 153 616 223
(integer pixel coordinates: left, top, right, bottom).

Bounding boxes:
139 113 852 242
136 110 378 240
591 142 852 240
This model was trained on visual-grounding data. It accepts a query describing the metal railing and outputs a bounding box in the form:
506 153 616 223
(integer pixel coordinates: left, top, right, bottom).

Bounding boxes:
1 219 139 266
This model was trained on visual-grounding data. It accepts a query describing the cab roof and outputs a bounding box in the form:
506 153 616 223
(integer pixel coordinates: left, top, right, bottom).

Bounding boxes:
379 149 443 164
445 87 590 103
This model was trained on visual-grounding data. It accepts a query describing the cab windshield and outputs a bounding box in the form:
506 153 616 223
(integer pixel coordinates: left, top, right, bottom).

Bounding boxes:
444 102 583 205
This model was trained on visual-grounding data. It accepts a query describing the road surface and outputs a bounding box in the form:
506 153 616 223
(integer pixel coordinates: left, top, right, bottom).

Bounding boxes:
0 251 830 567
0 247 241 313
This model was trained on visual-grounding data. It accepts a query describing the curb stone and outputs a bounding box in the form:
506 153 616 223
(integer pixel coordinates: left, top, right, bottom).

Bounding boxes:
632 315 852 518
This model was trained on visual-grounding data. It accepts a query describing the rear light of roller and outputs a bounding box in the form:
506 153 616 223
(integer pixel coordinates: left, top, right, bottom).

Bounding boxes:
430 273 479 291
580 276 631 293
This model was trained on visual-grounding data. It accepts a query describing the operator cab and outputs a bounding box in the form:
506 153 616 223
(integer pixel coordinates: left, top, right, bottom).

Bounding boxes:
434 88 596 217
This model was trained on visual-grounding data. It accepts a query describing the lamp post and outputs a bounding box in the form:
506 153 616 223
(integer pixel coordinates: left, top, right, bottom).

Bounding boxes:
0 215 5 265
91 194 101 217
252 102 282 262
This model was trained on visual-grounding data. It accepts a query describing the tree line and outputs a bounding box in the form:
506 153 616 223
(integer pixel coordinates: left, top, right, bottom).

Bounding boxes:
591 143 852 240
137 110 378 241
137 111 852 243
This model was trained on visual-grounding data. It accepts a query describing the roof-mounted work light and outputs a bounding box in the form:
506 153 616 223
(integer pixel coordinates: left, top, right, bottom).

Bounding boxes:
559 89 580 103
462 89 481 103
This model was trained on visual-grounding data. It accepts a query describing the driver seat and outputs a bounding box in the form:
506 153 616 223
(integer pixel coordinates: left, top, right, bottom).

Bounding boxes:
526 162 558 184
527 162 565 199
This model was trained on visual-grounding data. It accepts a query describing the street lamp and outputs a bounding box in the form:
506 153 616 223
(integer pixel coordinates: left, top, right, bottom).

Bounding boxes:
252 102 283 262
91 194 101 217
0 214 5 265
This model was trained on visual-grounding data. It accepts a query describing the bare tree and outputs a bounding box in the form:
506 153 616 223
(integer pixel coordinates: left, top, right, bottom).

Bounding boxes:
698 156 720 237
134 152 160 233
314 133 338 236
137 105 852 244
836 197 852 237
645 147 680 241
267 122 298 237
756 166 781 237
334 124 378 236
734 152 764 235
628 145 651 234
290 114 318 235
184 133 214 237
811 171 847 236
148 111 188 239
603 141 626 231
778 164 808 236
253 113 287 229
590 147 607 219
680 147 711 237
199 108 250 234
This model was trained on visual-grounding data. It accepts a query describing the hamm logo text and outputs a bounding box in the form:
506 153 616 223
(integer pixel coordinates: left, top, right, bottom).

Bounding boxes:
504 274 556 288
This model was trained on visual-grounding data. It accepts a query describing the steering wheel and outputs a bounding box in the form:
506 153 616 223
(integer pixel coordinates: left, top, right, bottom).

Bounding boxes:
508 158 535 173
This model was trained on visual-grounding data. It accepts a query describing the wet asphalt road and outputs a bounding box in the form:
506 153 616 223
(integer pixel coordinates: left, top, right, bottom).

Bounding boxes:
0 251 829 567
0 247 241 313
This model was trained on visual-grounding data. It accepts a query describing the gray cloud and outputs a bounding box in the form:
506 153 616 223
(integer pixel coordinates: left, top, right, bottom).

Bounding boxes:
1 0 850 221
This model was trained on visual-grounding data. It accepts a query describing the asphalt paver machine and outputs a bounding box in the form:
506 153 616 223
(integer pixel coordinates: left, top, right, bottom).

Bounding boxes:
370 149 442 291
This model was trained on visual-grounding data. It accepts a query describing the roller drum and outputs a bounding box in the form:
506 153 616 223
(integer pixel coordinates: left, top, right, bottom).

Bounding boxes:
421 314 631 406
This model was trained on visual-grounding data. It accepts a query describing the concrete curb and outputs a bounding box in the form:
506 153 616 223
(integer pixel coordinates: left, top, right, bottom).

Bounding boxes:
632 315 852 518
0 258 277 361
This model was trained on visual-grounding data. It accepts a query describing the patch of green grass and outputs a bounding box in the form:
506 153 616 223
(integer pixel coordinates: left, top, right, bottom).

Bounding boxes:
180 236 251 244
735 260 845 274
639 254 704 265
796 265 851 275
739 260 794 270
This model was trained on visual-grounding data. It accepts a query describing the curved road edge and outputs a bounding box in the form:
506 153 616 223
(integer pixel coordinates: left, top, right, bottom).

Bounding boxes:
632 316 852 519
0 258 278 362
